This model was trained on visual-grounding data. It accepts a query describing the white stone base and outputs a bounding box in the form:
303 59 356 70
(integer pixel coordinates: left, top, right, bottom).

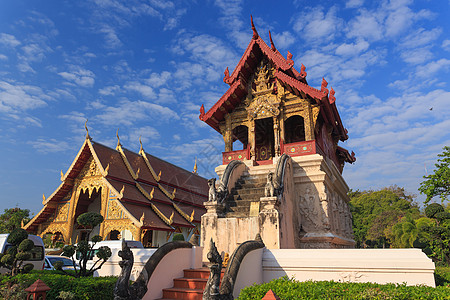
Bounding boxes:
262 248 435 287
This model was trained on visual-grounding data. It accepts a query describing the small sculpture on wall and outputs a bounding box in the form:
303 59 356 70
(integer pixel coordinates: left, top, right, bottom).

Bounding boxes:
208 178 217 202
265 172 275 197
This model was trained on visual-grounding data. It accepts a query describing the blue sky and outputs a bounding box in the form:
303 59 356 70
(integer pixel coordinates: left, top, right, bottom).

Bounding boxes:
1 0 449 215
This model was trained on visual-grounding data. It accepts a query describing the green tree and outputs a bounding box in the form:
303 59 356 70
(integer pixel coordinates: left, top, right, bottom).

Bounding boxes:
0 208 31 233
419 146 450 203
60 212 112 277
349 186 419 248
0 228 35 276
422 203 450 266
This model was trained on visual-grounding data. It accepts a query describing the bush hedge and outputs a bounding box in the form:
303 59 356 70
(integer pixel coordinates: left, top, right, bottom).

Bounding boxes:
0 270 117 300
238 276 450 300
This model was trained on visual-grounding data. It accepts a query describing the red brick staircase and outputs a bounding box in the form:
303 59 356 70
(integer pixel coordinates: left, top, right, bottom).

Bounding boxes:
158 267 223 300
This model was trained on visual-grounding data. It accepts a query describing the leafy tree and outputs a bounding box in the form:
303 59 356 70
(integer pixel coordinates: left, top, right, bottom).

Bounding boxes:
349 186 419 248
421 203 450 266
60 212 112 277
0 208 31 233
419 146 450 203
0 228 35 276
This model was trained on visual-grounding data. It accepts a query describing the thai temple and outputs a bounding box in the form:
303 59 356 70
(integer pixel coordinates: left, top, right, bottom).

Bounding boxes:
199 18 356 255
24 132 207 247
25 18 355 252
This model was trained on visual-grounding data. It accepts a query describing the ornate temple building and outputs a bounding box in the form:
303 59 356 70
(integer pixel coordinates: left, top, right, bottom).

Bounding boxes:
24 132 207 247
199 18 356 254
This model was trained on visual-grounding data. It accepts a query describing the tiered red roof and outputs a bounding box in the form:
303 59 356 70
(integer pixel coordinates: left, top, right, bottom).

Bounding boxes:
199 16 349 144
24 136 207 233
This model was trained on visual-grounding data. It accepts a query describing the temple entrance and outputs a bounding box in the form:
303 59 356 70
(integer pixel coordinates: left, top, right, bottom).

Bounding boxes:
232 125 248 150
142 230 153 247
72 187 102 242
285 115 305 144
255 117 274 161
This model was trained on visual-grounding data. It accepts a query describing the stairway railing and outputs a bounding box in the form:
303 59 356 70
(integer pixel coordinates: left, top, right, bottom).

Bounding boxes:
215 160 247 203
273 153 290 197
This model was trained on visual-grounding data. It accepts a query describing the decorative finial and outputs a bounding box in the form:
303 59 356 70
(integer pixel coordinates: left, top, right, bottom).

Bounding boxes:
269 30 276 51
136 167 140 178
60 170 64 181
84 119 91 140
300 63 307 78
172 188 177 198
139 136 144 154
321 77 329 95
251 15 259 39
190 209 195 222
42 193 46 204
150 187 155 199
140 212 145 224
199 104 205 121
157 170 161 181
329 87 336 104
287 51 294 66
169 211 174 224
193 157 198 174
223 67 231 85
116 128 121 150
120 185 125 197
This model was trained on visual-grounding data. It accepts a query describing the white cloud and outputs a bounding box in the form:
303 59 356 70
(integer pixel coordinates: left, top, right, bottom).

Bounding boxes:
28 139 71 154
335 40 369 56
293 7 344 43
272 31 295 50
346 0 364 8
0 33 21 47
346 9 383 41
0 54 7 60
442 40 450 52
146 71 171 87
400 47 433 65
99 85 120 96
96 100 179 126
58 67 95 87
399 28 441 49
415 59 450 78
0 81 48 113
99 26 122 48
124 82 156 99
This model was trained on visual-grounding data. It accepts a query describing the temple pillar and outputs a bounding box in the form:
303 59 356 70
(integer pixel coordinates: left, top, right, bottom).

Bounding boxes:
224 114 233 152
249 119 255 160
305 105 314 141
66 185 80 244
273 116 280 157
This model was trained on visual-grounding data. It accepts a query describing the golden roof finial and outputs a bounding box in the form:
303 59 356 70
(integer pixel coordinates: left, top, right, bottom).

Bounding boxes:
169 211 174 224
157 170 161 181
172 188 177 198
150 187 155 199
85 119 91 140
193 157 198 174
104 163 110 176
140 212 145 224
42 193 46 204
190 209 195 222
116 128 122 150
120 185 125 197
60 170 64 181
139 136 144 154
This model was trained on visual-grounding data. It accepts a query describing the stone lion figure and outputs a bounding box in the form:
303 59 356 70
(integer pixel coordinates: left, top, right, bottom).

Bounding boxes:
208 178 217 202
265 171 275 197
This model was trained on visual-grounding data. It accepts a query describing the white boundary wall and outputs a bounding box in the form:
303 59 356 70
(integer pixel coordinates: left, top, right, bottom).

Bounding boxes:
262 248 436 287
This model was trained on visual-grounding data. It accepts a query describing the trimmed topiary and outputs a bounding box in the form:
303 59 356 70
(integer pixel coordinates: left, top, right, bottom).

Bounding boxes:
172 233 185 241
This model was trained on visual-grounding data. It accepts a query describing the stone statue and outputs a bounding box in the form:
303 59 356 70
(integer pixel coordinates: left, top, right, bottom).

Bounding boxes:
264 171 275 197
203 239 222 300
114 241 134 300
208 178 217 202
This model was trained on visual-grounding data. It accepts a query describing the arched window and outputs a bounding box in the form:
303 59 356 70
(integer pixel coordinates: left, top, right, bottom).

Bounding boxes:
232 125 248 150
108 230 120 240
285 115 305 144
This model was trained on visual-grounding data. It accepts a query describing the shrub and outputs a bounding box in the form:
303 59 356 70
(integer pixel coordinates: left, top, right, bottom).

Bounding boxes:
172 233 185 241
238 276 450 300
0 228 35 275
0 271 117 300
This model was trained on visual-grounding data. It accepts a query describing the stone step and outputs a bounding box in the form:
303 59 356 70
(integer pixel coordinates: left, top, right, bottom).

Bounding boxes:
234 187 265 196
232 194 262 202
183 268 210 279
162 287 203 300
227 200 258 208
173 278 208 290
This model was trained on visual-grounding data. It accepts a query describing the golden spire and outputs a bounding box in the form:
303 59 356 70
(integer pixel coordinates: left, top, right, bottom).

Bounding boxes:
139 136 144 154
85 119 91 140
193 157 198 174
116 128 122 150
60 170 64 181
42 193 46 204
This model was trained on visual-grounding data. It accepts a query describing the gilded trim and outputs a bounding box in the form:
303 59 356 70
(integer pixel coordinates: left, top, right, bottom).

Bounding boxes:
174 203 195 222
150 203 173 225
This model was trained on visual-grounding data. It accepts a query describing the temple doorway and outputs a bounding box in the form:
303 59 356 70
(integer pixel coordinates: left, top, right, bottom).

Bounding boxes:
285 115 305 144
232 125 248 150
71 187 102 242
142 230 153 247
255 117 274 161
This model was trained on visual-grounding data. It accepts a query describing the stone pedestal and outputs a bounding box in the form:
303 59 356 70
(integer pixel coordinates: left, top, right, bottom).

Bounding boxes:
259 197 280 249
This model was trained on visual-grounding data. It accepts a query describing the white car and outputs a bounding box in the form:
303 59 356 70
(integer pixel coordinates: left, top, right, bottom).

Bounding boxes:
44 255 79 270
